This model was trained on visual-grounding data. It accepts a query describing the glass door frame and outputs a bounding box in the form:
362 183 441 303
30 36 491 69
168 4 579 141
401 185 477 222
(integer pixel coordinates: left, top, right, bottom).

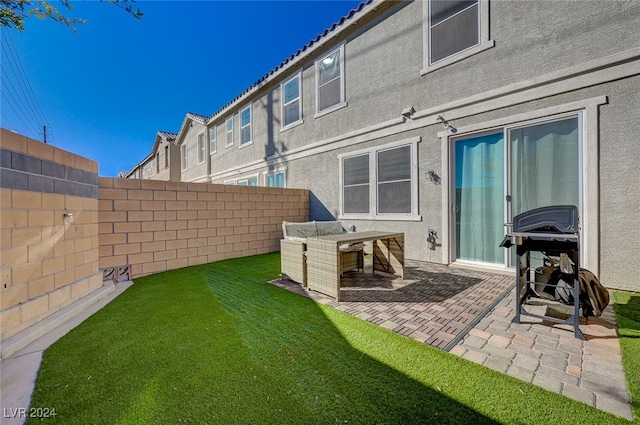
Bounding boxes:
448 111 584 270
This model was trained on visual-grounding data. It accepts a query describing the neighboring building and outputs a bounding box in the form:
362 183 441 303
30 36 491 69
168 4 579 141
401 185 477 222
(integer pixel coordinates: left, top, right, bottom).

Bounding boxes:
153 0 640 291
174 113 209 183
125 131 180 181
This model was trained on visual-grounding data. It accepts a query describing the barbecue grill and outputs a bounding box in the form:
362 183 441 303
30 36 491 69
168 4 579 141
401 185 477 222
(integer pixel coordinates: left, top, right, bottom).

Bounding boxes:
500 205 583 339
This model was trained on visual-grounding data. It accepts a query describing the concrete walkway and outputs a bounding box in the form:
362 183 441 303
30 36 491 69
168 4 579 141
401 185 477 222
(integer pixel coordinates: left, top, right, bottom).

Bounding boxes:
272 259 634 421
0 281 133 425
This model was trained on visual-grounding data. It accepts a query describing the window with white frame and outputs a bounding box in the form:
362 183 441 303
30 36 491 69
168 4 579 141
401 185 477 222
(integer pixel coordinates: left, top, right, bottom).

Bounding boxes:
238 177 258 186
240 105 252 145
315 44 345 116
266 170 286 188
209 126 217 155
342 154 370 214
423 0 493 73
197 132 206 164
226 117 234 147
164 145 169 169
281 73 302 129
180 144 187 170
339 139 420 220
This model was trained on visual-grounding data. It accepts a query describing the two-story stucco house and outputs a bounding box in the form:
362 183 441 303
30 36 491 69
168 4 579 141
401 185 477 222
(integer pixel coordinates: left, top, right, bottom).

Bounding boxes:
174 113 210 183
161 0 639 292
125 131 181 181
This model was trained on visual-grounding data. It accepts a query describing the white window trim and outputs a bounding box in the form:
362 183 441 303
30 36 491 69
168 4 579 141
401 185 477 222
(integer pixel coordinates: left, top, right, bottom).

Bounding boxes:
263 167 287 188
338 137 422 221
438 96 606 274
314 43 347 118
240 104 253 147
238 174 260 186
281 71 303 131
209 126 217 155
225 116 234 148
180 144 187 171
197 131 206 164
421 0 494 75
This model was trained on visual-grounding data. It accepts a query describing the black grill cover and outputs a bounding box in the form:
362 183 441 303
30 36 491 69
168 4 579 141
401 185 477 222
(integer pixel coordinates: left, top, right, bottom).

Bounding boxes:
512 205 579 234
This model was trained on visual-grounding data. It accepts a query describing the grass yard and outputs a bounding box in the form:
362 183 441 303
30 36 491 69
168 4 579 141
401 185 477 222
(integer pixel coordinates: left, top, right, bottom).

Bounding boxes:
27 253 637 424
613 291 640 421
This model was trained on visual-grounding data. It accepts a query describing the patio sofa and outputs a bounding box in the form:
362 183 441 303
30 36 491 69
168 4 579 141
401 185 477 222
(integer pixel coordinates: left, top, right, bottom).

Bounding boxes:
280 221 364 286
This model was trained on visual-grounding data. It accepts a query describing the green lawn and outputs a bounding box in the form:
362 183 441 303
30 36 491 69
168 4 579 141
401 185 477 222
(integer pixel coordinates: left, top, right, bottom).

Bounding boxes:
613 291 640 421
27 253 637 424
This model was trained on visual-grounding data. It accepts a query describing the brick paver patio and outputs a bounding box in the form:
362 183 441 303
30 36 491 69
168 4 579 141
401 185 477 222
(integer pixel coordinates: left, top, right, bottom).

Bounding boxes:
273 259 514 350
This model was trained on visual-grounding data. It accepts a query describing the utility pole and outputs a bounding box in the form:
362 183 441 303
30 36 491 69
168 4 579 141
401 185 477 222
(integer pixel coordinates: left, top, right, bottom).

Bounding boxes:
43 125 47 144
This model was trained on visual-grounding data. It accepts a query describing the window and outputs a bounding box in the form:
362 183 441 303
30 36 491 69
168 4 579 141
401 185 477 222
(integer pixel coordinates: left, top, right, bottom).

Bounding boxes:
156 153 160 173
240 105 252 145
238 177 258 186
281 73 302 129
267 171 286 188
226 117 234 147
423 0 493 73
209 126 217 154
315 44 346 116
197 132 206 164
180 145 187 170
164 145 169 169
342 154 370 214
377 145 412 214
339 139 420 220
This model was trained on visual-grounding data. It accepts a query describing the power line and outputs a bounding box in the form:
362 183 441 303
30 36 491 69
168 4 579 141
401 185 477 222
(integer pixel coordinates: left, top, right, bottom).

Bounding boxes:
0 27 55 144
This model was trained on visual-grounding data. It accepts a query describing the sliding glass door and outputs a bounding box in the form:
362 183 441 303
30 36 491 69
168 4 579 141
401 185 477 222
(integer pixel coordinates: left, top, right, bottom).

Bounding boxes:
453 114 580 267
509 116 580 219
455 132 505 264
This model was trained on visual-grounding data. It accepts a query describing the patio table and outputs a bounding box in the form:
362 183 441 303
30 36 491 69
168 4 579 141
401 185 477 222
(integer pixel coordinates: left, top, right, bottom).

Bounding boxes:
306 231 404 300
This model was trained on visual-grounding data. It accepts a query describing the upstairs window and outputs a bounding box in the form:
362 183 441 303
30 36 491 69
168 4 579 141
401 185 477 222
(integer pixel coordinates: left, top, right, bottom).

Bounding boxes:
226 117 234 147
197 132 206 164
282 73 302 129
164 145 169 169
315 44 346 116
180 145 187 170
240 105 252 145
423 0 493 73
210 126 217 154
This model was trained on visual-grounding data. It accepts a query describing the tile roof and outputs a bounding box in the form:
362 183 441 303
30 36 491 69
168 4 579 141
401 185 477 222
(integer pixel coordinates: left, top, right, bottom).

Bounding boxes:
171 0 376 146
157 131 178 142
208 0 376 122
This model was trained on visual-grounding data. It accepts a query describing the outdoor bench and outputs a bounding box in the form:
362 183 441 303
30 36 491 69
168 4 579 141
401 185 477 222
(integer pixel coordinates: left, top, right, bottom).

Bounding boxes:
280 221 363 286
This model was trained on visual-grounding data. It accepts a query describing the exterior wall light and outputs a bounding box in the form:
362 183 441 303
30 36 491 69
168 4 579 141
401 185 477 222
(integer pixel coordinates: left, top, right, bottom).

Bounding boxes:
401 106 415 120
427 229 438 250
63 211 74 224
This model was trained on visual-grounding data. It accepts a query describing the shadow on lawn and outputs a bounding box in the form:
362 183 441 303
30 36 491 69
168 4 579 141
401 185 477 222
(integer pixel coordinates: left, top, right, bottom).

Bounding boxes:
198 258 499 424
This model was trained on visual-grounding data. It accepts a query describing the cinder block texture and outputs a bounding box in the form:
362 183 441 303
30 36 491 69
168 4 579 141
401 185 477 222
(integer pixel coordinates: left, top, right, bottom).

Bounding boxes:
98 178 309 279
1 131 101 342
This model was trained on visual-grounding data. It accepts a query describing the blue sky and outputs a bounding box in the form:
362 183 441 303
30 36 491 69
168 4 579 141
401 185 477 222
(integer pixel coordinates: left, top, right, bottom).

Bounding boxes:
1 0 363 176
